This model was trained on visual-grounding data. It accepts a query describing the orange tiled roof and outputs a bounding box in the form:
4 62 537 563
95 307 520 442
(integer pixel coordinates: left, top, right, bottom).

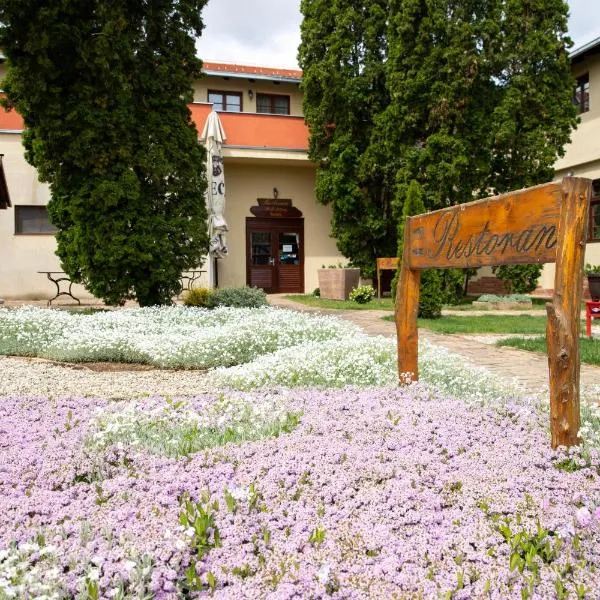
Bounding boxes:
202 61 302 81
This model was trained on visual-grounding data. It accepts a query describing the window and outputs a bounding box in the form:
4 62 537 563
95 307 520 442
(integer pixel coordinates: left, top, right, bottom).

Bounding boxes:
590 180 600 242
256 93 290 115
574 73 590 114
15 205 57 235
208 90 242 112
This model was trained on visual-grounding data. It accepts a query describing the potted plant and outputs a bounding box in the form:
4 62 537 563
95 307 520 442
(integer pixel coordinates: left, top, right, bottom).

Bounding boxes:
317 263 360 300
585 263 600 301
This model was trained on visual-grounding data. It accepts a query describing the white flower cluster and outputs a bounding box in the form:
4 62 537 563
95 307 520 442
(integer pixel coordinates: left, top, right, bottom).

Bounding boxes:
0 541 66 599
418 340 525 406
86 393 300 457
0 306 357 369
209 334 398 390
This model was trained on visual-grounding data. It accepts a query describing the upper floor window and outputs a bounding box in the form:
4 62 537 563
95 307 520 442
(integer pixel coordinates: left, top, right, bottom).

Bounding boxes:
208 90 242 112
256 93 290 115
590 180 600 242
15 205 57 235
574 73 589 114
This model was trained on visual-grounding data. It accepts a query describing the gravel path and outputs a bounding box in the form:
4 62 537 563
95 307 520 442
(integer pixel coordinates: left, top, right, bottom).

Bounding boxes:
0 356 211 399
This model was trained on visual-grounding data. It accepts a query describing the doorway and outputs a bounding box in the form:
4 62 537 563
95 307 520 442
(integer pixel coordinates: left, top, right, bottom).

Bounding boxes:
246 218 304 293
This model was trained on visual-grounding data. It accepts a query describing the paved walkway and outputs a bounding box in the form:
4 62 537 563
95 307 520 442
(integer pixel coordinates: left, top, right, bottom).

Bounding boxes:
268 295 600 395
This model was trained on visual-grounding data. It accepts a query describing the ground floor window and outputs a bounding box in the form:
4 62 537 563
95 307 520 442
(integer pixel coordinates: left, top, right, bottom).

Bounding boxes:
15 205 57 235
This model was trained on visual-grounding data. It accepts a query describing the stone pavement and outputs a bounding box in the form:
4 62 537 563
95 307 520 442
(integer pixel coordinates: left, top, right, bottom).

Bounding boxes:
268 294 600 396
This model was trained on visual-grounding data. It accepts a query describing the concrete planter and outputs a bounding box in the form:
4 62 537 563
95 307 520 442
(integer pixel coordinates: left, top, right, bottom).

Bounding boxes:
472 300 533 310
318 268 360 300
588 274 600 301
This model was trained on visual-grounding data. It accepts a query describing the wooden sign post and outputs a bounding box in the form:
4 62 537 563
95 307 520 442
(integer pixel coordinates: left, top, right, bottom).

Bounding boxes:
395 178 592 448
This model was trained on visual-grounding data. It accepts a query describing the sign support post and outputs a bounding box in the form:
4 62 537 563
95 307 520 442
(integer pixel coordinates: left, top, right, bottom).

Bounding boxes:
395 177 592 448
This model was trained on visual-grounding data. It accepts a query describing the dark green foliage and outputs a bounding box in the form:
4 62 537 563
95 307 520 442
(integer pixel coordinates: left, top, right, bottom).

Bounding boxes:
0 0 210 306
384 0 576 205
298 0 394 278
392 180 442 317
300 0 577 279
419 270 443 318
207 287 268 309
492 264 543 294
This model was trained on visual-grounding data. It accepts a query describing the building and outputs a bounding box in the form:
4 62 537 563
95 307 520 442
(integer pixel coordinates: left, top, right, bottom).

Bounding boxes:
0 60 342 300
2 39 600 301
468 36 600 297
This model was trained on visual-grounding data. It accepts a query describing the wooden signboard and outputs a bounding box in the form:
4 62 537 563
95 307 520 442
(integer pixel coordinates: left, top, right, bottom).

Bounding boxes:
395 178 592 448
250 199 302 218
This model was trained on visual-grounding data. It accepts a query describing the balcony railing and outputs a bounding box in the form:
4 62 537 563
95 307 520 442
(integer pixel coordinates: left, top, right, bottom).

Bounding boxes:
189 103 308 151
0 100 310 152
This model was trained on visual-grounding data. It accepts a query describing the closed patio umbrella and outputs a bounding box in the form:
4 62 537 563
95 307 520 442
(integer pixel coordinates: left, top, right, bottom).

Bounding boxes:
200 111 228 267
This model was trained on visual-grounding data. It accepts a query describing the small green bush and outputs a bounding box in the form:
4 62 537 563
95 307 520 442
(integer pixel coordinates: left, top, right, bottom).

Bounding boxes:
585 263 600 275
313 287 321 297
207 286 268 308
349 285 375 304
419 269 443 318
492 264 542 294
183 287 213 307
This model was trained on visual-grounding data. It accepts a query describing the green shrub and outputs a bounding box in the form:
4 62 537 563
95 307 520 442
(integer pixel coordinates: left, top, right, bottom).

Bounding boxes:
349 285 375 304
419 269 443 318
585 263 600 275
183 287 213 307
313 287 321 297
492 264 542 294
207 286 268 308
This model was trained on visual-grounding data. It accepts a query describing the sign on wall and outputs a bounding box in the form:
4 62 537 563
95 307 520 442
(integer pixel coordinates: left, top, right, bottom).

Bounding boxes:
395 178 592 448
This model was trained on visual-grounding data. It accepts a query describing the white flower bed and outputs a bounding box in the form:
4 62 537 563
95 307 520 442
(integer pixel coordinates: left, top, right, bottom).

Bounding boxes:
0 306 358 368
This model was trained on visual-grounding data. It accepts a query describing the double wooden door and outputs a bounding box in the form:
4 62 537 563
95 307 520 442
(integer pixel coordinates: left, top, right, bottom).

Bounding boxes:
246 218 304 293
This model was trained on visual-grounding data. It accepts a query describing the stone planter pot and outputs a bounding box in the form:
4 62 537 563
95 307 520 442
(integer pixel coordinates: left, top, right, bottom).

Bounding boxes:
318 268 360 300
588 274 600 301
472 300 533 310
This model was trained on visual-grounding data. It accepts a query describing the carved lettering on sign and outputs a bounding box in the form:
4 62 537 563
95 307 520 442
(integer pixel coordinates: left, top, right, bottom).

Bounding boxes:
422 212 558 262
406 182 563 269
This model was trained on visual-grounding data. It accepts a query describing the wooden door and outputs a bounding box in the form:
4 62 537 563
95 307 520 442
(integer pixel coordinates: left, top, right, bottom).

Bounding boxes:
246 218 304 293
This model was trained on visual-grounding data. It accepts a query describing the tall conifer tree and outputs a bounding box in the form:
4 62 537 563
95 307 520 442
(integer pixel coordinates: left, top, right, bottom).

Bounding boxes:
298 0 394 278
0 0 210 306
300 0 578 277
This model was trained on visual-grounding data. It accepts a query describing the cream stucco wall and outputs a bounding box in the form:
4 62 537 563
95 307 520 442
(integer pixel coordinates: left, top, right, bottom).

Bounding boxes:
216 161 341 292
193 76 303 116
0 133 93 299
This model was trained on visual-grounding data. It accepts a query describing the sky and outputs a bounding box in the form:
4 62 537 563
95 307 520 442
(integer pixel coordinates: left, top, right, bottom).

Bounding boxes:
196 0 600 69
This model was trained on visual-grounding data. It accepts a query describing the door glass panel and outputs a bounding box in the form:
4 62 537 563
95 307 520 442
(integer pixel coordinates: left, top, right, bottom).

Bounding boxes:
279 232 300 265
251 232 272 265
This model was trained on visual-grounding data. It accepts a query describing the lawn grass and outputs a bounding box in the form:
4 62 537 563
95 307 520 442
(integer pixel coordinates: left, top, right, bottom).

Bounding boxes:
284 294 394 310
382 314 549 334
441 297 549 311
416 315 549 334
497 336 600 365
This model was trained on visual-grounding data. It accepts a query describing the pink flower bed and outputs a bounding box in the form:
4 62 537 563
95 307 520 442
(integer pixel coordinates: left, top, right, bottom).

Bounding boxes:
1 387 600 598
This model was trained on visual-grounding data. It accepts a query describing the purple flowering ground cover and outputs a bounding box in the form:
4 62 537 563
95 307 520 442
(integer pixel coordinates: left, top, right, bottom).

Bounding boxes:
1 386 600 599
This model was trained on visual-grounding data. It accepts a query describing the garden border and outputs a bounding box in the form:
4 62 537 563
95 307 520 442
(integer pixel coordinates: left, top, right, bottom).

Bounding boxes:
395 177 592 447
